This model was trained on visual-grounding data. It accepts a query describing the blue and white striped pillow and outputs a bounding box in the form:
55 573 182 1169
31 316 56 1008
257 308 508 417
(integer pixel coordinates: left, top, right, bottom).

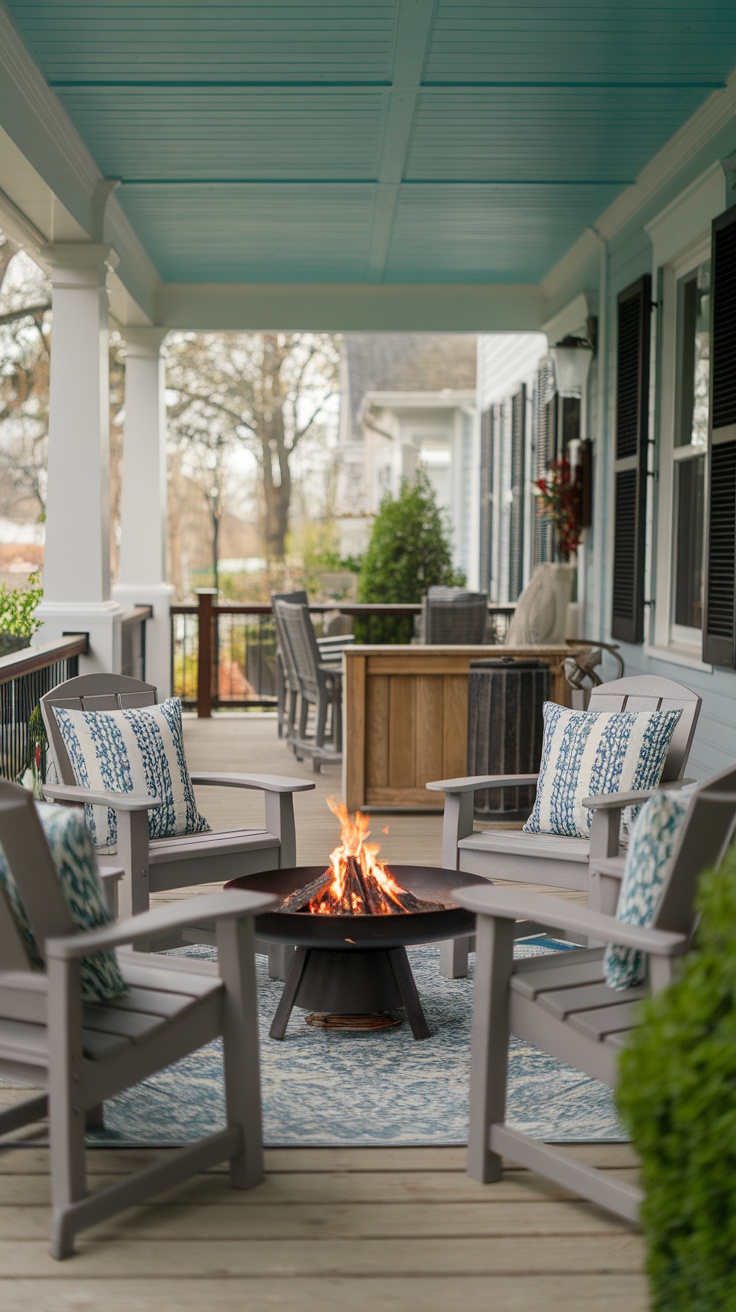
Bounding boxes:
0 803 127 1001
52 697 210 852
523 702 682 839
604 788 692 990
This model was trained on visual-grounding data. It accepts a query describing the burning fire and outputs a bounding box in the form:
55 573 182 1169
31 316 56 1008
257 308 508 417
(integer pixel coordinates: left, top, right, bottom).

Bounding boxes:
308 798 409 915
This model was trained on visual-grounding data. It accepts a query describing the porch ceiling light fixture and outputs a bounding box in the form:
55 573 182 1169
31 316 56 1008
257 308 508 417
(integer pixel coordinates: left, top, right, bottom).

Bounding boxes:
550 334 595 398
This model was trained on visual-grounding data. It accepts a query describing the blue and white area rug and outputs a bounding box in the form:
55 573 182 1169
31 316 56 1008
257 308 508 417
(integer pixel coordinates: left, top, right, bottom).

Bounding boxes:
90 939 624 1148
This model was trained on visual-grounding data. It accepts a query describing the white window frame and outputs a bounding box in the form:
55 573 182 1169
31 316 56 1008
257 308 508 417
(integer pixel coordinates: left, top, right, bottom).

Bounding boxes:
652 239 710 658
645 163 725 668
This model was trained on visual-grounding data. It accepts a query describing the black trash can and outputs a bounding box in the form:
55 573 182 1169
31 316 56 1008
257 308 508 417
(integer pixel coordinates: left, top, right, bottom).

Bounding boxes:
467 658 550 821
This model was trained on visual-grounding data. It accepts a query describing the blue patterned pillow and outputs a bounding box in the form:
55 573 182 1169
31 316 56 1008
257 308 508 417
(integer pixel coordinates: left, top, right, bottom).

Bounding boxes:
0 803 127 1002
604 789 691 990
523 702 682 839
52 697 210 852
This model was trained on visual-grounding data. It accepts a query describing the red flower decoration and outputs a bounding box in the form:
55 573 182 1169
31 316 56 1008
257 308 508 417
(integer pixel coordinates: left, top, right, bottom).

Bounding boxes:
534 456 583 558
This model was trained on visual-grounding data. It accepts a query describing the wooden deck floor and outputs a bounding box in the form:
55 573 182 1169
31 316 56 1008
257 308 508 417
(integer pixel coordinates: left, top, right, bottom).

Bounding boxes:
0 713 647 1309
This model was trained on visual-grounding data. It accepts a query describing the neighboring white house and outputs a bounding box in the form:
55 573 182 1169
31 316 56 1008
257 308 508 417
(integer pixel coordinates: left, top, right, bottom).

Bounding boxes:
335 334 478 582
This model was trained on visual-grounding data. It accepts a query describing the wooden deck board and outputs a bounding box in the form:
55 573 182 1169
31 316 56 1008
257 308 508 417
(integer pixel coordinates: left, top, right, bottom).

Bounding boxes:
0 715 646 1307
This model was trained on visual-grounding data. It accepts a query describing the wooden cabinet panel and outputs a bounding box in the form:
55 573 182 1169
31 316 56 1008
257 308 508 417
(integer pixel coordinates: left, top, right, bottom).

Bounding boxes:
343 646 576 812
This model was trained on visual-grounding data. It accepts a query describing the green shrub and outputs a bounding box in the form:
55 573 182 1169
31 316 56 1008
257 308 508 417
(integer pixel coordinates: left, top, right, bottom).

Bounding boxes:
616 846 736 1310
356 471 464 643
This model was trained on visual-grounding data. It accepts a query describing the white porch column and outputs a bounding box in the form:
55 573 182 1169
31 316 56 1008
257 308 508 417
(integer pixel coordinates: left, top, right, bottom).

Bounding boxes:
36 243 124 672
113 328 173 697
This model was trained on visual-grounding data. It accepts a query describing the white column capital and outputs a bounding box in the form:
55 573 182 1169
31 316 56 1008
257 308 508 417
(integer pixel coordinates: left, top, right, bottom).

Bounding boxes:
41 242 120 287
124 326 168 359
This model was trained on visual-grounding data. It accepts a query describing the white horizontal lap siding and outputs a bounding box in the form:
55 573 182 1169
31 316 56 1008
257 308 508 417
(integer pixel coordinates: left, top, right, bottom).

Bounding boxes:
477 333 548 409
611 642 734 781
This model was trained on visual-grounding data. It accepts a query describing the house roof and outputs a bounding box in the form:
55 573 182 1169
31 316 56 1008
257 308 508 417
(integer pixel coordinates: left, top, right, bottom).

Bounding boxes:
344 334 477 431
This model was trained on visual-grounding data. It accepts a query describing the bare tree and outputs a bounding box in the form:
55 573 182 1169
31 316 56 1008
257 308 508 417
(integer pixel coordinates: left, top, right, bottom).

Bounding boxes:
0 236 52 523
165 331 340 562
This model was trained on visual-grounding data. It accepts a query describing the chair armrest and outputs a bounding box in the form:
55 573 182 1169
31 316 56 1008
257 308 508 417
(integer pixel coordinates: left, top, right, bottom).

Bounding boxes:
44 889 279 960
582 789 657 811
42 784 162 811
427 774 538 795
189 772 315 795
454 886 689 957
583 779 696 812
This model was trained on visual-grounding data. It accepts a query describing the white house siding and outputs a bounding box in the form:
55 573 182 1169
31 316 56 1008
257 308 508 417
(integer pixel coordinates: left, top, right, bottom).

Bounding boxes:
541 128 736 779
478 333 548 409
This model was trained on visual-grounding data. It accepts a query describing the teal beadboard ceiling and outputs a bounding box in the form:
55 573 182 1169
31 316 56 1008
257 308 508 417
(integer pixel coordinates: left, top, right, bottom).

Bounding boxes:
5 0 736 285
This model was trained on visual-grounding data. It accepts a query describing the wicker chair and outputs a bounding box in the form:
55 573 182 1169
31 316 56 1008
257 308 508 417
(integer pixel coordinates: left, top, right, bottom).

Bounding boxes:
422 587 489 645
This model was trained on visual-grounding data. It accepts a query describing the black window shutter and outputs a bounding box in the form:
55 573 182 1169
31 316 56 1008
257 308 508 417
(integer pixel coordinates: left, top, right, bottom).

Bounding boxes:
479 406 494 592
508 385 526 601
611 275 651 643
703 204 736 666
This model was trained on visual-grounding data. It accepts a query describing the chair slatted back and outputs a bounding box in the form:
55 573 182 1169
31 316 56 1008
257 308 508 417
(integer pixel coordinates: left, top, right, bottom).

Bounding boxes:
274 601 321 698
652 765 736 938
587 674 701 782
40 675 158 787
271 591 308 693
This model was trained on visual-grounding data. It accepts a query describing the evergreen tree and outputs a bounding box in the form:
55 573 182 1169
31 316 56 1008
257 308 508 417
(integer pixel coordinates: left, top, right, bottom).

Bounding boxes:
356 471 463 642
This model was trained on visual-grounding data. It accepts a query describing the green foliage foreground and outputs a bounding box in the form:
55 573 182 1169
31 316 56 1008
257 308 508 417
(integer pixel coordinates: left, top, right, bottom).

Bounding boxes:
616 846 736 1311
356 471 464 643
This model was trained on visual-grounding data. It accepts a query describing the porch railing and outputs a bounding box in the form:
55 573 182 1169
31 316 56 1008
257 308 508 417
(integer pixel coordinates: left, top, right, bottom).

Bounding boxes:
121 605 153 682
171 593 516 717
0 634 89 781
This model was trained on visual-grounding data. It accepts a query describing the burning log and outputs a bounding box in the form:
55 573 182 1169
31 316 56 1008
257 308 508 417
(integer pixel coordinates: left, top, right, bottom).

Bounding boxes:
276 798 454 917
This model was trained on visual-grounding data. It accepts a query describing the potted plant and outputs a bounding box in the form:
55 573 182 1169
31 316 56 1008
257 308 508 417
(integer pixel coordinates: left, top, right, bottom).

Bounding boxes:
0 570 43 656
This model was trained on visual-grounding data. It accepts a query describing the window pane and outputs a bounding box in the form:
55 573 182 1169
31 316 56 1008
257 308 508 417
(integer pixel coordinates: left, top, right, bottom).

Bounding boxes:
673 455 705 629
675 262 710 450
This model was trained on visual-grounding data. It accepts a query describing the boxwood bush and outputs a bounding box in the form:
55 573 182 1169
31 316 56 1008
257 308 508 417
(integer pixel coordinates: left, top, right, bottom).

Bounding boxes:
616 846 736 1310
356 471 464 644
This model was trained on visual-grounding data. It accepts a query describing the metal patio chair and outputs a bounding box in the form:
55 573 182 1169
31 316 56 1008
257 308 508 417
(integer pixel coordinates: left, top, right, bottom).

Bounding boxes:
0 779 277 1258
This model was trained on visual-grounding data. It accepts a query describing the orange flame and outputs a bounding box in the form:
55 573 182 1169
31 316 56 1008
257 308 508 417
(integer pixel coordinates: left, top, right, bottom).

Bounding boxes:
307 797 408 915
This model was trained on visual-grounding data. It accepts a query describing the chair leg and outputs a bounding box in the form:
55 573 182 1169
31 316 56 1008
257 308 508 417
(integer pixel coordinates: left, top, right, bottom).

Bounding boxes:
217 917 266 1191
48 957 87 1260
467 915 515 1185
439 936 471 978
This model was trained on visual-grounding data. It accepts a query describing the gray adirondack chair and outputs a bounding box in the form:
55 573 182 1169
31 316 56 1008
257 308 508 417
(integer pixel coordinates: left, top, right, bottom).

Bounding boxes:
0 779 277 1259
427 675 702 976
39 673 315 923
455 764 736 1223
272 599 342 770
272 590 352 744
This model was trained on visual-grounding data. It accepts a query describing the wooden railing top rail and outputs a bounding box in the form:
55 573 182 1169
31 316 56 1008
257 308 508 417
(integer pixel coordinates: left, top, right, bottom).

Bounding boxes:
0 634 89 685
170 601 517 617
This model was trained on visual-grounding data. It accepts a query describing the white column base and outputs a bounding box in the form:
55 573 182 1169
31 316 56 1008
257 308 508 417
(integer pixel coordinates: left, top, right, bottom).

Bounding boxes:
34 600 125 674
113 583 174 699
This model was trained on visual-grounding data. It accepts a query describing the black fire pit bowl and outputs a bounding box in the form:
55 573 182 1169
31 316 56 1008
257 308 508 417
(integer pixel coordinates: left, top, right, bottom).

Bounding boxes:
224 865 488 1041
226 864 485 949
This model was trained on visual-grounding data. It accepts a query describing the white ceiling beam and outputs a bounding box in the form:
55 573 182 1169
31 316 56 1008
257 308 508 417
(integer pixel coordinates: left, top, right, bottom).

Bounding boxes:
155 282 548 333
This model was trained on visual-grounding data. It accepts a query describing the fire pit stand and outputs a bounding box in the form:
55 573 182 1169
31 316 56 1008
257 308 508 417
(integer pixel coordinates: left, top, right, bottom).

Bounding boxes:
225 864 489 1041
269 944 431 1039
